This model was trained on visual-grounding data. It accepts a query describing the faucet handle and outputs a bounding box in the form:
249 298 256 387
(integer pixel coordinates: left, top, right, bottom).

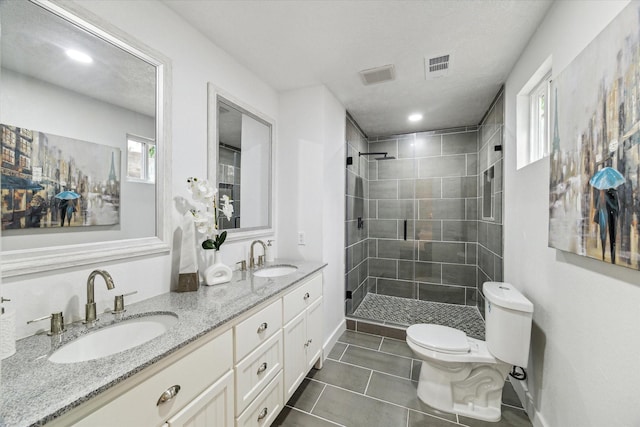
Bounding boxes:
236 260 247 271
258 255 265 267
113 291 138 314
27 312 65 336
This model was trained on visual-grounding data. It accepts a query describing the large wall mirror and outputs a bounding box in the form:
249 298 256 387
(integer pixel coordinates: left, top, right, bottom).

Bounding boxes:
208 84 273 238
0 0 172 277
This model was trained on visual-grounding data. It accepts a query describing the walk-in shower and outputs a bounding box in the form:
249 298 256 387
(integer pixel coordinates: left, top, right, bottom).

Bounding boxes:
344 91 505 336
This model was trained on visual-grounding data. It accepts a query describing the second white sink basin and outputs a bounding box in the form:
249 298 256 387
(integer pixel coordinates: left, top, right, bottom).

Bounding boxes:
253 265 298 278
49 313 178 364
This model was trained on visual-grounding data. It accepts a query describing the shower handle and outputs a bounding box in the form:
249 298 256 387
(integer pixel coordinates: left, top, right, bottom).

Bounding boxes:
403 220 407 241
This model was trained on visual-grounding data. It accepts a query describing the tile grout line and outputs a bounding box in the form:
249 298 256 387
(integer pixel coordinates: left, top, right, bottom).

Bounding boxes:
324 356 413 382
363 369 374 395
337 343 349 361
311 381 461 426
309 383 327 414
284 405 344 427
338 340 414 362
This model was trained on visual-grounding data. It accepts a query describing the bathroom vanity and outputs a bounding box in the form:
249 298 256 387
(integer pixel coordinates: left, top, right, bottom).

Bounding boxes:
0 261 326 427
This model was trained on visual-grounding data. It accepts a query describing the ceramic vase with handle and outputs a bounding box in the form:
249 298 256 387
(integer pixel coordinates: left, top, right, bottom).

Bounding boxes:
203 250 232 286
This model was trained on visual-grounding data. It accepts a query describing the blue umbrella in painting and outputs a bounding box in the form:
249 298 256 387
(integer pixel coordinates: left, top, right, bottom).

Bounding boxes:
589 167 624 263
55 191 80 227
589 166 625 189
54 190 81 200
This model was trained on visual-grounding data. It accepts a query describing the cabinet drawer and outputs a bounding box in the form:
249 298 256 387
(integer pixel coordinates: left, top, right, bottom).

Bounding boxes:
235 330 283 415
235 371 283 427
75 329 233 427
235 299 282 362
283 273 322 324
166 369 234 427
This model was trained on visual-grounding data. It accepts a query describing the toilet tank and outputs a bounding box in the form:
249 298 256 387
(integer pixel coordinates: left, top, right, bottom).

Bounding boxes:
483 282 533 367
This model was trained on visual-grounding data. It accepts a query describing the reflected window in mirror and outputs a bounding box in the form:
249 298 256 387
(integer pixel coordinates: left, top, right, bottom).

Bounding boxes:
216 97 272 233
127 134 156 184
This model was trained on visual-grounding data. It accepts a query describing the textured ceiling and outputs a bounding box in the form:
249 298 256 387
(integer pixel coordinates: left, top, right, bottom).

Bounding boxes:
0 1 156 117
164 0 553 136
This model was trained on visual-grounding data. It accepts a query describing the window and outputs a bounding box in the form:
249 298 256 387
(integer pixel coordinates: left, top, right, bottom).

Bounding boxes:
529 71 552 163
516 56 552 169
2 146 15 164
126 134 155 183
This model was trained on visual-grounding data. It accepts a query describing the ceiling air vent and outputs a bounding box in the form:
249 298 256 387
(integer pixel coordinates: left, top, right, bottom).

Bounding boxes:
359 64 395 85
425 54 451 79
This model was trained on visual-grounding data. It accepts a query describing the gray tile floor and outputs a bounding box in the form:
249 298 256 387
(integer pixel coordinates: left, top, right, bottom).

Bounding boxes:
352 294 486 340
273 330 532 427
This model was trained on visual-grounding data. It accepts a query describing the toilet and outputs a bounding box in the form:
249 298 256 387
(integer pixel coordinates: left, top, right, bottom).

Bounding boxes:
406 282 533 422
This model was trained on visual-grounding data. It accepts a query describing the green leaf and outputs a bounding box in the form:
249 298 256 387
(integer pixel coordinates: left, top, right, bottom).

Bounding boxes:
202 239 215 250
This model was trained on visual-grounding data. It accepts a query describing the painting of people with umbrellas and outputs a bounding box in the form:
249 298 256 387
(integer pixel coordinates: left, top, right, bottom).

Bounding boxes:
548 1 640 270
0 124 121 231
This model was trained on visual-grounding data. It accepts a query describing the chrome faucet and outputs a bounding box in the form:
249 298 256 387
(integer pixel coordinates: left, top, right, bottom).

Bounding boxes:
85 269 115 326
249 240 267 269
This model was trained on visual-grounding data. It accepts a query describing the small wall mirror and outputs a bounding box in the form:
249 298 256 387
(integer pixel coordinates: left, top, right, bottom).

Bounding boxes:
209 85 273 237
0 0 171 277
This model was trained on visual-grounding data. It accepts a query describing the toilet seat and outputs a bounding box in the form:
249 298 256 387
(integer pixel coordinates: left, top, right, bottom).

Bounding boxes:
406 324 470 354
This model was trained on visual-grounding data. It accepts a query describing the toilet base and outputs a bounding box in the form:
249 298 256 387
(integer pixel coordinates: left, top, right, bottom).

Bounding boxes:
416 359 512 422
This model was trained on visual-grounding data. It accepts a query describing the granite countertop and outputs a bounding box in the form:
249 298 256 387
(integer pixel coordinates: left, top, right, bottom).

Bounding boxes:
0 260 326 427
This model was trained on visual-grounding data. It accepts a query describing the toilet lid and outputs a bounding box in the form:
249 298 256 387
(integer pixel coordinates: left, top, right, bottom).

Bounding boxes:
407 324 470 354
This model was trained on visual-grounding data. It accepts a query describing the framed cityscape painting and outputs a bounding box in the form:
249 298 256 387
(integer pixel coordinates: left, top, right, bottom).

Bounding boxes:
1 124 121 231
549 2 640 270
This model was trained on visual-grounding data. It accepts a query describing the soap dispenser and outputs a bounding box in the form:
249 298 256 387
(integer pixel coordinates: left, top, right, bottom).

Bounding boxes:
266 240 275 262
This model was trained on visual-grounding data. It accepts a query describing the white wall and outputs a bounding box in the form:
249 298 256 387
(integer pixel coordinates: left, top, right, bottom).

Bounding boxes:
277 85 346 349
3 0 278 339
504 1 639 426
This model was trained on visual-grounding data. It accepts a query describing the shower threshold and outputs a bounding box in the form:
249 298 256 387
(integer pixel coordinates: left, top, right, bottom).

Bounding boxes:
351 293 485 340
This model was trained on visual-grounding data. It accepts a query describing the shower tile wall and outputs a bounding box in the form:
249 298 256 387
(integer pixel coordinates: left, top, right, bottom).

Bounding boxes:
477 91 505 318
367 127 479 307
345 116 369 315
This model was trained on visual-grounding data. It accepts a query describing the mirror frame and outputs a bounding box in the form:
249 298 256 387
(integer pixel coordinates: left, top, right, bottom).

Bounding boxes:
1 0 172 278
207 83 275 241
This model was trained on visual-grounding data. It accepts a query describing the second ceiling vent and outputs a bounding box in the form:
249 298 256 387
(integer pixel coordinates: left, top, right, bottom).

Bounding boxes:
359 64 395 85
425 54 451 79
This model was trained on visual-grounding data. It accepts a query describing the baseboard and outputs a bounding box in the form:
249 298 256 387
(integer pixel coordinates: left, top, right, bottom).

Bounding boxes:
323 318 346 359
509 377 550 427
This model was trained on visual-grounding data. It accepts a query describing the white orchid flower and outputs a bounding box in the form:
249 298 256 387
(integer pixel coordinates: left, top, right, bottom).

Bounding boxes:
220 195 234 220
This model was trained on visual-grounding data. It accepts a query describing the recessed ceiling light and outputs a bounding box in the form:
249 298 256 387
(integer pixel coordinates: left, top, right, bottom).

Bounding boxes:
408 113 423 122
66 49 93 64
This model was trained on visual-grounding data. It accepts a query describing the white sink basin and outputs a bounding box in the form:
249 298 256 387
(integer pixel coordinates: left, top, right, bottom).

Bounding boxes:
49 313 178 364
253 265 298 278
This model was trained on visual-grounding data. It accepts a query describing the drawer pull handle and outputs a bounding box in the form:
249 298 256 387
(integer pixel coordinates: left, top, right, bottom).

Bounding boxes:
156 385 181 406
257 407 268 421
257 362 268 374
303 292 310 300
257 322 268 333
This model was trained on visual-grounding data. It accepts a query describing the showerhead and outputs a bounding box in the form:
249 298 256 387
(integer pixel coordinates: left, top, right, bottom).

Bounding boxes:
359 152 396 161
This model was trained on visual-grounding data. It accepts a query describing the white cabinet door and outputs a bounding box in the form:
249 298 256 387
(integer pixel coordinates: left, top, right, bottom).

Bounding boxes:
283 310 306 401
305 297 323 371
166 370 234 427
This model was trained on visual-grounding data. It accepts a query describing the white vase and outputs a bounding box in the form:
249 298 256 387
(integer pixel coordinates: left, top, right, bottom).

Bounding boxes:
203 250 232 286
